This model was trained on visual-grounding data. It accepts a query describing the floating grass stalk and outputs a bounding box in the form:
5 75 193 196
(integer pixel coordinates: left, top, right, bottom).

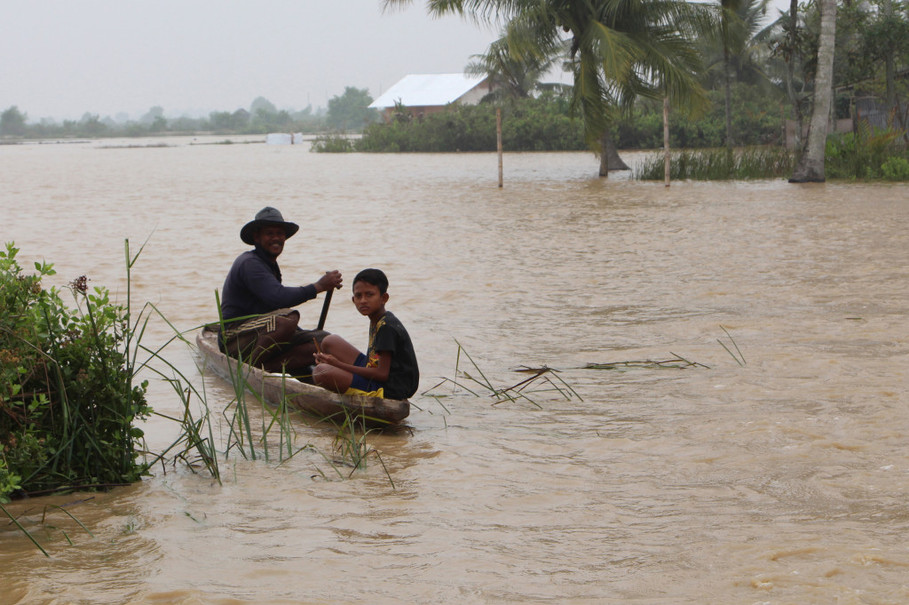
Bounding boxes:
423 341 583 409
584 354 709 370
717 325 746 366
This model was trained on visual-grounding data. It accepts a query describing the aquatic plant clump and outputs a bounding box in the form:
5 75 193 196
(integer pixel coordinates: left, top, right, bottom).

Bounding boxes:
0 242 150 502
634 146 797 180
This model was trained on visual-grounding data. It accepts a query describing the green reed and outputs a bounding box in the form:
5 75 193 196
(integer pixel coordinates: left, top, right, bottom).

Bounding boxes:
634 146 796 180
717 325 746 366
0 238 229 554
423 340 582 410
204 295 395 482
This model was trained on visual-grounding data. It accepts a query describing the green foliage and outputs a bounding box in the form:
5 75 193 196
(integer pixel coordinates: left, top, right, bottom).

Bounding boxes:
346 85 786 154
881 156 909 181
310 132 355 153
824 127 909 180
326 87 379 132
634 146 796 180
618 85 786 150
0 243 150 502
350 95 585 153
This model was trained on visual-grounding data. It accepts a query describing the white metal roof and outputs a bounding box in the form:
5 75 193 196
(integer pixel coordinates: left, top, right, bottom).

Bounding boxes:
369 74 487 109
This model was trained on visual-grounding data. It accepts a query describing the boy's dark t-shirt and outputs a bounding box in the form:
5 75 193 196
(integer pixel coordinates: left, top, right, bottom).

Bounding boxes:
367 311 419 400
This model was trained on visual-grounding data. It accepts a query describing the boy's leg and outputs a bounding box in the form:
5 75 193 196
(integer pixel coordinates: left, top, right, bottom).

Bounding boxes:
312 335 364 394
319 334 361 363
312 364 354 394
263 329 329 378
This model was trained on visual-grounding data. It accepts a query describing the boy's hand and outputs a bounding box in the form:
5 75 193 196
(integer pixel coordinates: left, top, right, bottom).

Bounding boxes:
313 352 337 366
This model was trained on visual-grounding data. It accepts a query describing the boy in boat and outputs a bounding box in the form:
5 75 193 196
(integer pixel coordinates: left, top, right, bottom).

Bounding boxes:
219 206 343 377
313 268 419 400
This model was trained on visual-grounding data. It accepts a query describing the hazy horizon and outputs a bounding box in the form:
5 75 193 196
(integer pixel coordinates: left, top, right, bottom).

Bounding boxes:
2 0 792 124
1 1 508 123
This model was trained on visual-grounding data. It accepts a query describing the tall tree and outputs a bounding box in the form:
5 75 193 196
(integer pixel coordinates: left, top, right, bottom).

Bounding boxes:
861 0 909 130
0 106 27 136
790 0 837 182
704 0 771 148
765 0 808 148
326 87 378 131
385 0 707 176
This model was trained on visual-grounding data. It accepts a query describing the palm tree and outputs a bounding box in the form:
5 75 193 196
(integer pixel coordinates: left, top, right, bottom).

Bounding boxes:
385 0 708 176
764 0 808 148
465 34 560 101
789 0 836 182
702 0 772 148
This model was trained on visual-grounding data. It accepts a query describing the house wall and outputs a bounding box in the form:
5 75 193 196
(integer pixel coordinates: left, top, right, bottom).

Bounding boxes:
459 82 493 105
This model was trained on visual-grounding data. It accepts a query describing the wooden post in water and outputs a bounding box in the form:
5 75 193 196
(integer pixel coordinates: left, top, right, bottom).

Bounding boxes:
663 97 671 187
497 107 503 188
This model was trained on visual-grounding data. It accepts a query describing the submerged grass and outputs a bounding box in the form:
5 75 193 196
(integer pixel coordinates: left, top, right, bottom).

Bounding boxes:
584 354 709 370
634 146 796 180
423 340 583 411
2 238 401 556
584 327 745 370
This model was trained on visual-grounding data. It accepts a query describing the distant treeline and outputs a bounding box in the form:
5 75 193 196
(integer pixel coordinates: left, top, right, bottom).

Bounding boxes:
0 88 379 140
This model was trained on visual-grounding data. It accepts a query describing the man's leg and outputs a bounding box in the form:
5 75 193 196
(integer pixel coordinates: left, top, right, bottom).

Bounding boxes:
262 329 330 378
249 312 300 367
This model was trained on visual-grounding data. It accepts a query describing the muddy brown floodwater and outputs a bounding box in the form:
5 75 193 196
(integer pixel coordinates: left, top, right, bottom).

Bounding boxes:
2 136 908 604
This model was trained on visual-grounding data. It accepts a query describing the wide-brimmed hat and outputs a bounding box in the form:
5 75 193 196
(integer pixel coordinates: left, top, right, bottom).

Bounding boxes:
240 207 299 245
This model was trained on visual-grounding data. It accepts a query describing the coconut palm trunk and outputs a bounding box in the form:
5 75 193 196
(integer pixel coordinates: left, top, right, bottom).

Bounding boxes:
599 130 630 176
789 0 836 183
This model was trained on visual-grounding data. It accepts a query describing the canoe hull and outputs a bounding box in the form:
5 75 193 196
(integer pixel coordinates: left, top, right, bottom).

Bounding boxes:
196 327 410 425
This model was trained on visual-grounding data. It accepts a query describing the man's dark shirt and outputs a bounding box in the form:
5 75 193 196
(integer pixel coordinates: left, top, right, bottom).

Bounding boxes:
220 247 317 321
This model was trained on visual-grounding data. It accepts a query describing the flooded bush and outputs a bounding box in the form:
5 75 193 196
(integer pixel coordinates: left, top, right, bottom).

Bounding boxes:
825 128 909 180
351 96 586 153
0 243 149 502
310 132 355 153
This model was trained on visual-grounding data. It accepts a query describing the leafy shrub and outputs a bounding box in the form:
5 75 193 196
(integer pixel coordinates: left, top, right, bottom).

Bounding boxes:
346 83 786 154
310 132 355 153
352 96 585 153
0 243 149 501
881 156 909 180
825 126 908 179
619 84 786 150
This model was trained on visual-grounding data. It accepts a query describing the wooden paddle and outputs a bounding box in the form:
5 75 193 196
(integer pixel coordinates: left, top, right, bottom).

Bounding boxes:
316 287 333 331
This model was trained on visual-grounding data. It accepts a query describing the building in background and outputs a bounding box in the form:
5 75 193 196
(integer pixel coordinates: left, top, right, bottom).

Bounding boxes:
369 74 493 122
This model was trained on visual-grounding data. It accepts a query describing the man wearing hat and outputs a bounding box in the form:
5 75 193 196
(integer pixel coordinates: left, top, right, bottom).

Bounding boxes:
219 206 343 378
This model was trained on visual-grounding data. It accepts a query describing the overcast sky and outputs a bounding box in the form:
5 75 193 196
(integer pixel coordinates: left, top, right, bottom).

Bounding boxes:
2 0 790 123
0 0 508 121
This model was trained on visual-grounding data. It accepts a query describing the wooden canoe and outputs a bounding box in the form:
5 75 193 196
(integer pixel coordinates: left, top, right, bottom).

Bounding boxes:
195 326 410 425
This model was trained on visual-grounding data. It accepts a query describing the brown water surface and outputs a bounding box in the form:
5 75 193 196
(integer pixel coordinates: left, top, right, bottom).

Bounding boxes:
2 137 908 603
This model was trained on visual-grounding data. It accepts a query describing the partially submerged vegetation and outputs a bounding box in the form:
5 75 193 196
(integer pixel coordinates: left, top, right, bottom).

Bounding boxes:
1 243 150 503
634 146 796 180
422 340 583 414
635 127 909 181
312 87 789 155
824 127 909 181
1 241 395 555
